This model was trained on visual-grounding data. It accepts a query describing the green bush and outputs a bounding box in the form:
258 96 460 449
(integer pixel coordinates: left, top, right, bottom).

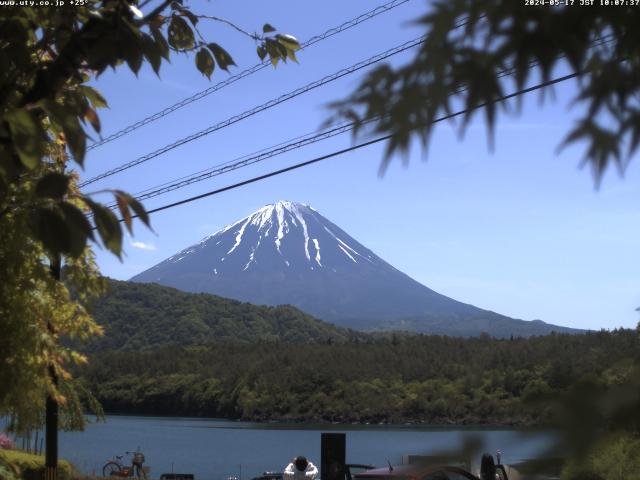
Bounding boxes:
0 449 75 480
562 434 640 480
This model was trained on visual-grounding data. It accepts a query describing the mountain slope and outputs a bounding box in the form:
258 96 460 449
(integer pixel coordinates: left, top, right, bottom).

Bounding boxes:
87 279 362 351
131 201 579 337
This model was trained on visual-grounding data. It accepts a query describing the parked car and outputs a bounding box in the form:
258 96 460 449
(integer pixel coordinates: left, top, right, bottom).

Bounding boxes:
346 464 376 480
251 464 374 480
251 471 284 480
353 456 517 480
353 464 479 480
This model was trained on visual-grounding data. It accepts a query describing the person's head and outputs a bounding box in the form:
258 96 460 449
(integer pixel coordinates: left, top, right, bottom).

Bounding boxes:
294 456 308 471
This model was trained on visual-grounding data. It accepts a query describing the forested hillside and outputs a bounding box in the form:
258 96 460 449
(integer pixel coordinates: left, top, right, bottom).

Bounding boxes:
130 202 578 338
87 280 364 351
80 329 639 425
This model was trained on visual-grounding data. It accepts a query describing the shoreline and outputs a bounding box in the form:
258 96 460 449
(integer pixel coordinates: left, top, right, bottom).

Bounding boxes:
86 412 543 431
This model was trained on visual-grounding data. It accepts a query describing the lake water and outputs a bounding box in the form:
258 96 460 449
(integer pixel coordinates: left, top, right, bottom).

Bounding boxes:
56 416 553 479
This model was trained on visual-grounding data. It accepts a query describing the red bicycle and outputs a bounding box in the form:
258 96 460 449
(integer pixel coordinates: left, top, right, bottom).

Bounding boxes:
103 450 148 478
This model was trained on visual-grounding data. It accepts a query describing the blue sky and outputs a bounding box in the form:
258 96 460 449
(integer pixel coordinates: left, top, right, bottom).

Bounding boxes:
79 0 640 331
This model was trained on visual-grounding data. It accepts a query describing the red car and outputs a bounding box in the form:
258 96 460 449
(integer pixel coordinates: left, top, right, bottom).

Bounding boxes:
353 457 517 480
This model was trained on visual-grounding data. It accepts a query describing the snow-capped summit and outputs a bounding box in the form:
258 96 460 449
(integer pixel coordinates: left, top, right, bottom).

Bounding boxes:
173 200 379 274
130 202 578 336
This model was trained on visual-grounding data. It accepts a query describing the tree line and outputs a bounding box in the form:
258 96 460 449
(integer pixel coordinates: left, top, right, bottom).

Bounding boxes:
78 329 640 425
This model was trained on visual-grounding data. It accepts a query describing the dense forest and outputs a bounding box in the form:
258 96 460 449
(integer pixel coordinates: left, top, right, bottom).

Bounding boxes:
79 329 640 425
85 280 365 351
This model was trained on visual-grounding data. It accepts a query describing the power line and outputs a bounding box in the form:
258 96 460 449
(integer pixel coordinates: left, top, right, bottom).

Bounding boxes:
86 0 414 152
122 122 367 202
134 126 354 196
102 118 376 210
82 14 483 189
117 71 580 221
80 35 426 188
104 35 615 209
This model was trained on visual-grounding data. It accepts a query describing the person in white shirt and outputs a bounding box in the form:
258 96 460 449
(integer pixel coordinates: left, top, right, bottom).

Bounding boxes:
283 456 318 480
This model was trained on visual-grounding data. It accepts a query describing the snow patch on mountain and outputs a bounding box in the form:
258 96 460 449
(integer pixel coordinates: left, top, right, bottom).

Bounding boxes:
228 217 251 255
191 200 373 270
312 238 322 266
130 200 583 337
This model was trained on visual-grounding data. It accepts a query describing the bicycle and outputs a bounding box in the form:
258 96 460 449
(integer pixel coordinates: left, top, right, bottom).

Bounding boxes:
102 450 148 478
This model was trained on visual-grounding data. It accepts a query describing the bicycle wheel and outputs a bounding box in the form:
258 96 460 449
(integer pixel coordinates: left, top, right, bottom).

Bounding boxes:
103 462 122 477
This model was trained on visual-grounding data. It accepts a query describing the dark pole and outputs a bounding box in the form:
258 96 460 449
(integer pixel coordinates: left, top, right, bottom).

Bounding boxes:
321 433 346 480
45 255 61 480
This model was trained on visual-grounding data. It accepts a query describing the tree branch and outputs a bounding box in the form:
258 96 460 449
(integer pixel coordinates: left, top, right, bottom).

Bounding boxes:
196 15 261 41
139 0 173 26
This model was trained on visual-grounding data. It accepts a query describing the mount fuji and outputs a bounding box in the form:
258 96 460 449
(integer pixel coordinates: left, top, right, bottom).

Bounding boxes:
130 201 577 337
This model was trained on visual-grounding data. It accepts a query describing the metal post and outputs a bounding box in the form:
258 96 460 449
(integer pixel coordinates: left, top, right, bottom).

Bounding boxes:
321 433 346 480
45 256 61 480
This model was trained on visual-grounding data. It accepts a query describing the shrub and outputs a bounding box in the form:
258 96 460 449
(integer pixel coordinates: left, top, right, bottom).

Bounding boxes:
561 433 640 480
0 449 75 480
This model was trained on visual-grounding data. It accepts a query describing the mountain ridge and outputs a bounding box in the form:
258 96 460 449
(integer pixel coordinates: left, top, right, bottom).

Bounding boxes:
86 279 363 351
131 201 580 337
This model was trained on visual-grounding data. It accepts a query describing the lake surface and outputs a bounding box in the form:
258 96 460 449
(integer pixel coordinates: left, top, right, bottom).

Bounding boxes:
59 416 552 480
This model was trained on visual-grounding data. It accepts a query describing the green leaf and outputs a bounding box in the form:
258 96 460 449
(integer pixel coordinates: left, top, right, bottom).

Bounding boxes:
123 43 144 75
286 49 298 63
59 202 94 257
35 173 69 199
128 197 151 228
64 116 87 166
257 46 267 61
141 33 162 75
168 16 195 51
6 109 45 170
0 144 22 183
85 199 123 258
263 23 276 33
151 27 170 60
79 86 108 109
276 34 300 63
42 100 87 166
195 47 215 79
208 43 236 71
274 40 288 59
276 34 300 51
0 174 6 201
115 192 133 234
84 106 101 133
30 206 72 256
264 39 284 67
85 33 120 73
179 9 199 26
115 190 151 228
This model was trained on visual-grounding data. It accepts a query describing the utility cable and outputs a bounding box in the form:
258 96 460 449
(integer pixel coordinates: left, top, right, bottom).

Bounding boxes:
83 13 484 188
122 122 368 202
102 118 378 210
80 35 426 187
109 70 580 223
102 34 615 209
86 0 414 151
